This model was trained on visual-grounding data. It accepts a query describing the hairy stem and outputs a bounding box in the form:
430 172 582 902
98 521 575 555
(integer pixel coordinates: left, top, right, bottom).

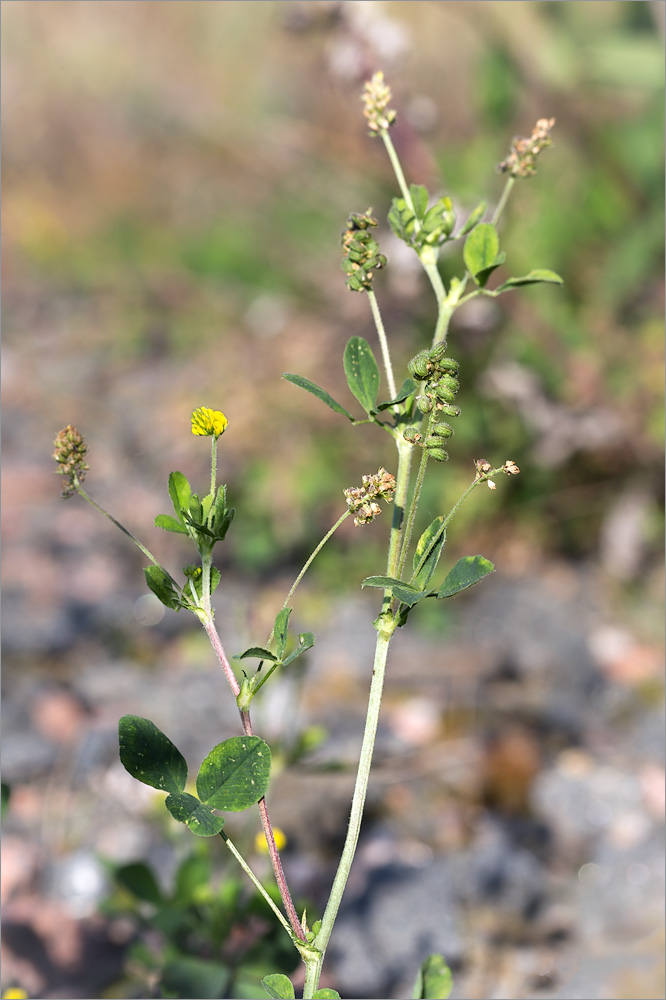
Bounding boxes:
306 626 394 995
367 289 397 401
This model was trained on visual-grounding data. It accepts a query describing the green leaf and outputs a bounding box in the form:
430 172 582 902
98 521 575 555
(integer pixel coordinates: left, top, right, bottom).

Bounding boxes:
162 957 228 999
165 791 225 837
361 576 429 607
274 607 291 660
282 373 354 421
144 565 181 610
115 861 163 905
196 736 271 812
410 183 429 219
261 973 295 999
154 513 189 534
457 200 487 237
119 715 188 793
494 268 564 290
168 471 191 521
412 517 447 591
463 223 500 279
475 249 506 287
376 377 418 412
437 555 495 598
411 953 453 999
236 646 278 663
343 336 380 415
282 631 315 666
313 991 342 999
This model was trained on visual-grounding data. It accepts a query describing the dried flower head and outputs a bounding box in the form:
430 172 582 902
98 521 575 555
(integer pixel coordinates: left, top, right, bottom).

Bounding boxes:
361 71 397 135
53 425 89 498
502 459 520 476
344 467 396 526
499 117 555 178
191 406 228 438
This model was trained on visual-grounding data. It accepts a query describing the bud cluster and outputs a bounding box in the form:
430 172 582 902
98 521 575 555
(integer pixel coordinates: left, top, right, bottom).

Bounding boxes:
361 71 397 136
344 467 396 526
406 343 462 462
499 118 555 178
474 457 521 490
340 211 387 292
53 425 89 498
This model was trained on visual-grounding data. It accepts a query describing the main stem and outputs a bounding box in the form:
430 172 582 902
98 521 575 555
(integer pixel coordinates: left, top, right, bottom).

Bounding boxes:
305 627 393 996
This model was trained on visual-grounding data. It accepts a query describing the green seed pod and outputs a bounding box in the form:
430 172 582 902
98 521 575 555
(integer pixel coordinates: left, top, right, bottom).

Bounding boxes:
428 342 448 364
437 356 460 374
408 350 431 380
417 394 433 413
437 404 461 418
426 445 450 462
403 426 422 444
429 421 454 439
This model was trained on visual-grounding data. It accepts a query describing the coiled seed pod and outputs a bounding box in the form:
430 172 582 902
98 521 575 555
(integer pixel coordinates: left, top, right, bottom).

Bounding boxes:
429 421 454 439
437 403 461 418
407 350 431 380
416 394 433 414
426 445 450 462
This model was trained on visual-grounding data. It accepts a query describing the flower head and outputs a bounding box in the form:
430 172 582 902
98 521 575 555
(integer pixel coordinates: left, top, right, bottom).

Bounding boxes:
499 118 555 178
53 425 89 498
344 467 396 526
191 407 228 438
361 71 397 135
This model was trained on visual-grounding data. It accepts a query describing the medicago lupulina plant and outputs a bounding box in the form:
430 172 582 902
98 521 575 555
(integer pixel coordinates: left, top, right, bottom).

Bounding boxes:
53 73 559 1000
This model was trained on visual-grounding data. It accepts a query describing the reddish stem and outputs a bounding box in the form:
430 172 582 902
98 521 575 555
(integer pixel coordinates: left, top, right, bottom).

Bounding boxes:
202 614 306 941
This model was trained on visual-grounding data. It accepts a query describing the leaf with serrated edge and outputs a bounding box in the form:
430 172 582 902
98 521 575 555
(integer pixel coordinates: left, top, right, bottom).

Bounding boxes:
437 555 495 598
283 374 354 421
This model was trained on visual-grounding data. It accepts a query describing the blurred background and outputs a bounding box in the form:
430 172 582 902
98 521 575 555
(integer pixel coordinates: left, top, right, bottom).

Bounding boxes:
1 2 664 998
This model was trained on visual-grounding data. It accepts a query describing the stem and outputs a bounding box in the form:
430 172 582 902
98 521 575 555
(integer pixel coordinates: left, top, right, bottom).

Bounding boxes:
491 175 515 226
209 436 217 512
277 510 351 631
75 483 165 572
396 420 433 580
219 829 294 938
367 289 397 401
200 611 241 698
306 626 394 995
200 610 306 942
380 130 412 207
383 438 414 605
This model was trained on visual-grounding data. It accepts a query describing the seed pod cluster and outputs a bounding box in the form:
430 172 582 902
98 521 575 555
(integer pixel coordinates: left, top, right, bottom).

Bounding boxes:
340 211 387 292
405 344 462 461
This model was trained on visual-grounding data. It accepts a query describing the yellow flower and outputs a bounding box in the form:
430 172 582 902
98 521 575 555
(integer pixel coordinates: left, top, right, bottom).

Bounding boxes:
255 827 287 854
3 989 30 999
191 407 228 438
